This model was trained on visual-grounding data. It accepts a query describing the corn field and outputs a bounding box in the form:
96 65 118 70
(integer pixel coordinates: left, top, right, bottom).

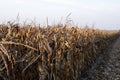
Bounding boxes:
0 22 119 80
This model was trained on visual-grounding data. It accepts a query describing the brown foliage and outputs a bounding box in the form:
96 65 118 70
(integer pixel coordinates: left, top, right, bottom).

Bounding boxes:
0 23 119 80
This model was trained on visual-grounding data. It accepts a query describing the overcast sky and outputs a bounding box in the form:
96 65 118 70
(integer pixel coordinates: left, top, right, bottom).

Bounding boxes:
0 0 120 30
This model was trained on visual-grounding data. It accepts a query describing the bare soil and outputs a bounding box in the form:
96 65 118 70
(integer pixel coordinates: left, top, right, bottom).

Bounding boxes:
81 37 120 80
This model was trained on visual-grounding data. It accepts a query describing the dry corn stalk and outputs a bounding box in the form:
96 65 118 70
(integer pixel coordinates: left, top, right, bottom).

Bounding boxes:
0 23 119 80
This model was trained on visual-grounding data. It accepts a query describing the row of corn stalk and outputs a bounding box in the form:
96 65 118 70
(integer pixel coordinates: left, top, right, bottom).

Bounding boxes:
0 23 119 80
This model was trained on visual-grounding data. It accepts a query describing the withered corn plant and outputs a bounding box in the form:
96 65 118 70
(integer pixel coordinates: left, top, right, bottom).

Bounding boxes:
0 22 119 80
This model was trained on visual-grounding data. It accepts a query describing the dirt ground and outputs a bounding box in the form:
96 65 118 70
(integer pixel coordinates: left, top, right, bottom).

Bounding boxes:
81 37 120 80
